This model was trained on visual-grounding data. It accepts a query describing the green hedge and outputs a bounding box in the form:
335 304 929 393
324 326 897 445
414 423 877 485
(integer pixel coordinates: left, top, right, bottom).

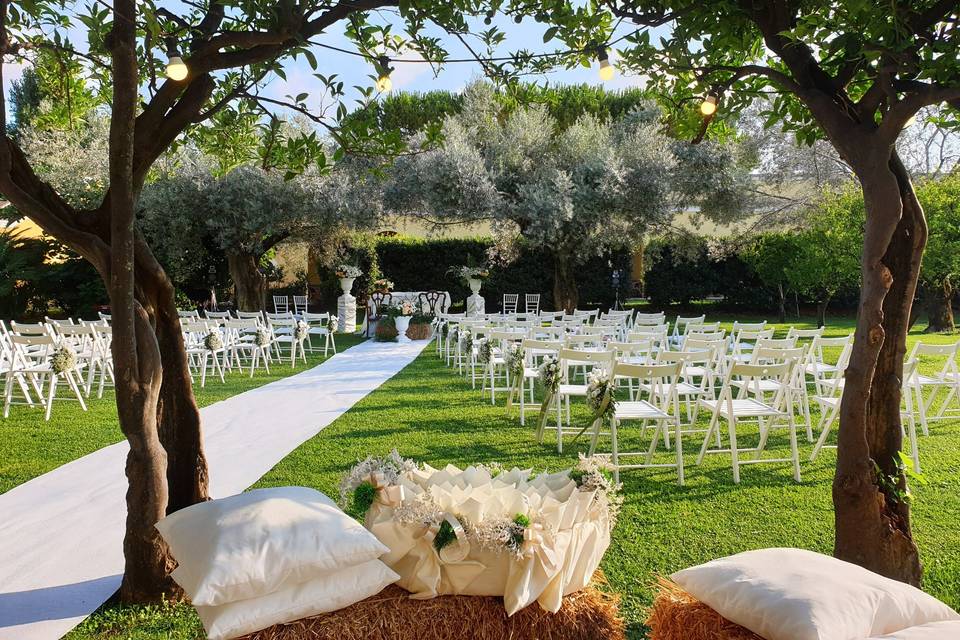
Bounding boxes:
312 235 631 312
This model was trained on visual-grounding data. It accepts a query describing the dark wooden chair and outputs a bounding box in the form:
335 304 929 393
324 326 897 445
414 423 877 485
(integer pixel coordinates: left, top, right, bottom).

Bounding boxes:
417 290 444 316
367 291 393 336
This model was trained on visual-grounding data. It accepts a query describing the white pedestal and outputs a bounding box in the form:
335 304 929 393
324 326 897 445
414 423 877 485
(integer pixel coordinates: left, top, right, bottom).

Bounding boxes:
467 294 485 317
338 294 356 333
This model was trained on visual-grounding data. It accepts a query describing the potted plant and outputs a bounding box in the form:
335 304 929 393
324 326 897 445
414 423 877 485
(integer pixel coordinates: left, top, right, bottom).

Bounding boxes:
336 264 362 295
452 265 490 296
392 301 415 342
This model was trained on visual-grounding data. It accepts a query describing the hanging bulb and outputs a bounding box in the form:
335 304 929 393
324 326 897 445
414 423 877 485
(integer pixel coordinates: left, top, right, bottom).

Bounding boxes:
597 47 615 81
375 55 393 93
700 94 718 116
166 56 188 81
165 38 188 81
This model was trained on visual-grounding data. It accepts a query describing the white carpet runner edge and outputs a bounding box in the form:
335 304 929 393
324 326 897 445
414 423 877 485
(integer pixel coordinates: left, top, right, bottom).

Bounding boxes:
0 338 430 640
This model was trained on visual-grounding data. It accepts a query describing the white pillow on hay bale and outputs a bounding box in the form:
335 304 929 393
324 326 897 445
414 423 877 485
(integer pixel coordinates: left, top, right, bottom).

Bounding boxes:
156 487 399 640
156 486 390 606
661 548 959 640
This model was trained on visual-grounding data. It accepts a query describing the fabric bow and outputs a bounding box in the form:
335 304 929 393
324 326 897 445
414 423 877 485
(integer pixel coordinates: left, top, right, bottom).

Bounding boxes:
521 522 561 573
421 513 471 563
366 472 406 507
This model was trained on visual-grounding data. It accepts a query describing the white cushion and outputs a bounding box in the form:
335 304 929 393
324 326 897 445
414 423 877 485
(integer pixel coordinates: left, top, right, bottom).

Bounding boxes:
196 559 399 640
155 487 389 606
869 620 960 638
672 548 959 640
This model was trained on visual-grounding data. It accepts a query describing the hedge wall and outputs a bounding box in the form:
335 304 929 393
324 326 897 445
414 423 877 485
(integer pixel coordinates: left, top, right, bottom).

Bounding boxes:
311 235 631 313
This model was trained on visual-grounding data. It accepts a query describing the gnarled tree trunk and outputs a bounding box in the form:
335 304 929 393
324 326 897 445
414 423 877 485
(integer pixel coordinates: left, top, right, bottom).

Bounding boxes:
816 294 832 328
553 251 579 312
924 279 954 333
834 151 925 586
227 250 266 312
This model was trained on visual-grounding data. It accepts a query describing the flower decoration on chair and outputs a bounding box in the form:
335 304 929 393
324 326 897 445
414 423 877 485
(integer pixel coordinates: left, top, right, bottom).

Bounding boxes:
373 278 394 292
340 453 620 614
254 327 271 347
572 367 617 443
461 329 474 352
327 315 339 333
398 301 414 317
504 343 526 410
50 344 77 374
336 264 362 278
535 356 562 441
204 330 223 351
294 320 309 341
478 338 493 365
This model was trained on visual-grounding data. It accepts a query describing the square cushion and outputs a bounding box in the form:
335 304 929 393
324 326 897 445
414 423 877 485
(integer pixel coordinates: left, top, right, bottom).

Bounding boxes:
672 548 959 640
868 620 960 638
196 559 399 640
156 487 388 606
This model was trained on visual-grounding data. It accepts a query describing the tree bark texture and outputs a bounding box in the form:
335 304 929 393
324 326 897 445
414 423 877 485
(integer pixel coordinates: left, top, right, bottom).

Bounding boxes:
924 279 954 333
552 252 579 313
227 250 267 312
834 152 925 586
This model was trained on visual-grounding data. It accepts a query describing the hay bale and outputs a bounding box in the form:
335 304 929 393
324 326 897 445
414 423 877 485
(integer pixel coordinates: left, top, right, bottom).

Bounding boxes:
646 577 764 640
242 577 624 640
405 322 431 340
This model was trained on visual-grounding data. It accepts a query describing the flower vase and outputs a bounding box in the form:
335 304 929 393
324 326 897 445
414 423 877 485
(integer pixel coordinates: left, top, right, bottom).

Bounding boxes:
339 277 355 296
468 278 482 295
394 315 411 342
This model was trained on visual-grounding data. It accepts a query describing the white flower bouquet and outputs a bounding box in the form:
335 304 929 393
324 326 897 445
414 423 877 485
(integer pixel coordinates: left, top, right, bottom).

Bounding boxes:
341 453 619 615
336 264 362 278
50 345 77 374
293 320 309 341
254 327 271 347
204 331 223 351
327 315 339 332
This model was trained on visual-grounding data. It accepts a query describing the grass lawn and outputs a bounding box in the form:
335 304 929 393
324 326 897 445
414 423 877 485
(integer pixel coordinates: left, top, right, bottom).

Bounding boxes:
30 316 960 639
0 334 365 494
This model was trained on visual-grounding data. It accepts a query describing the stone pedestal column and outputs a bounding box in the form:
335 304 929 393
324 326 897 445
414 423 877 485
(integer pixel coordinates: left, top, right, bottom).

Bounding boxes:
338 294 356 333
467 294 485 317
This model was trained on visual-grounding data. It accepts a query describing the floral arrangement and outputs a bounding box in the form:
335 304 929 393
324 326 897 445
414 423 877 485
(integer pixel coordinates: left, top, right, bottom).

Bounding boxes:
477 338 493 365
341 452 621 560
203 330 223 351
451 265 490 283
327 315 339 332
50 345 77 374
397 301 414 317
585 367 617 425
538 356 562 393
506 343 525 379
373 278 394 292
293 320 309 341
254 327 271 347
459 328 474 352
336 264 362 278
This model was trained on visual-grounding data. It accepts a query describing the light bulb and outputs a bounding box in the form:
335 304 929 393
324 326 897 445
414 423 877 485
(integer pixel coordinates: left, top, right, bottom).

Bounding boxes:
375 74 393 93
166 56 188 81
598 58 615 81
700 95 717 116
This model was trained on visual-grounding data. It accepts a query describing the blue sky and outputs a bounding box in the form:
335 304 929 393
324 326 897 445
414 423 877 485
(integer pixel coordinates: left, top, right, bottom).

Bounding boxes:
2 4 662 123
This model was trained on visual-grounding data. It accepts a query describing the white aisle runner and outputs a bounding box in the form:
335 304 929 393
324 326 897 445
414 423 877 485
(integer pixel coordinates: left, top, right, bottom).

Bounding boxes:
0 339 429 640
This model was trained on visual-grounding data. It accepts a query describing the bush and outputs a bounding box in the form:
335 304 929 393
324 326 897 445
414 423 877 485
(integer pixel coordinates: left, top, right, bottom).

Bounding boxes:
375 316 398 342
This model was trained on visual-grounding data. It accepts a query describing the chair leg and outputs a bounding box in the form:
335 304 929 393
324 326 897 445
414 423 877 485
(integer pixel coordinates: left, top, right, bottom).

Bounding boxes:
788 417 801 483
201 353 208 387
728 417 741 484
611 419 620 484
697 409 721 464
675 418 685 485
67 371 88 411
45 374 57 421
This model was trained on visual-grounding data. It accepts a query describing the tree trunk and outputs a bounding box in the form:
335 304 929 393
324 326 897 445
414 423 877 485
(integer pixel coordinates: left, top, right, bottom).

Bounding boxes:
816 294 831 328
552 252 579 313
107 4 179 602
777 283 786 323
227 250 266 312
924 279 954 333
834 152 925 586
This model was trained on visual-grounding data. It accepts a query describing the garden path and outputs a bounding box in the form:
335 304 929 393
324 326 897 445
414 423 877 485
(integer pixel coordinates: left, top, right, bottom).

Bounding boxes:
0 338 429 640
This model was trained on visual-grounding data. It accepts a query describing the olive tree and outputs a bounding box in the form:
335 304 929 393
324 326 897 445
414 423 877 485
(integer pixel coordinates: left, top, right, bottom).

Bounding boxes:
387 82 749 310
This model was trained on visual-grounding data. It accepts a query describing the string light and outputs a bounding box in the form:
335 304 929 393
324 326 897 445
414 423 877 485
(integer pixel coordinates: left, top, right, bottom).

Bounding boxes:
165 38 188 81
700 94 718 116
597 47 615 81
375 55 393 93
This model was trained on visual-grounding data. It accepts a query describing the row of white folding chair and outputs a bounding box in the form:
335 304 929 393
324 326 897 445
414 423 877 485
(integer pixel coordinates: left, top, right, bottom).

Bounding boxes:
272 295 309 315
3 332 88 420
502 294 541 315
181 320 227 387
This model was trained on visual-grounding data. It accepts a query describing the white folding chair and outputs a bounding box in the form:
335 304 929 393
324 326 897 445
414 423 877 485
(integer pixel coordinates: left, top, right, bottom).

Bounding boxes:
302 312 337 356
591 360 685 484
223 319 271 377
697 361 801 483
550 348 615 452
4 334 88 420
907 340 960 433
273 295 290 314
525 293 541 314
503 294 519 314
803 334 853 396
293 295 308 315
